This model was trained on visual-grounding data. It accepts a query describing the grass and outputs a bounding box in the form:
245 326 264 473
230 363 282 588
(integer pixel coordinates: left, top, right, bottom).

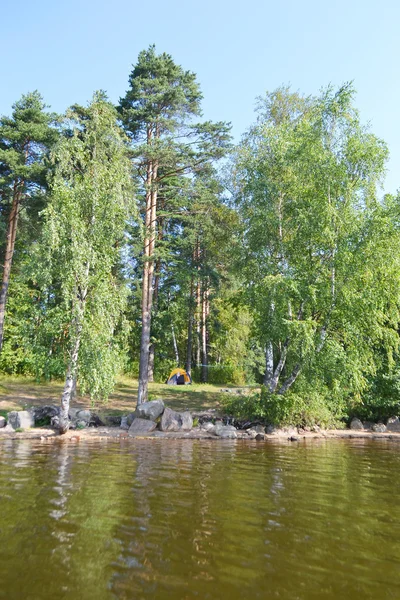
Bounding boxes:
0 373 234 416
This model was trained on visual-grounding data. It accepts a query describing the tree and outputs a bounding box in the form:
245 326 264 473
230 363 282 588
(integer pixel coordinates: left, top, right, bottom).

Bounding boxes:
38 93 134 433
119 45 231 404
0 92 57 351
234 84 399 402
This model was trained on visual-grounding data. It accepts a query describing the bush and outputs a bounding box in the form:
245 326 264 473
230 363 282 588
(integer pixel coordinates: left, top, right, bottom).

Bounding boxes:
222 385 345 428
191 365 246 385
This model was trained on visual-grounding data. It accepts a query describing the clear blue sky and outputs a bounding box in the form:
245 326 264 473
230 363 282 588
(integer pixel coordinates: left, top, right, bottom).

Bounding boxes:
2 0 399 193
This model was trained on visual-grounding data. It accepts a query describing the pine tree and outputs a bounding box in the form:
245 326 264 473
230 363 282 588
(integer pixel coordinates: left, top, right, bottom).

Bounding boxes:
119 45 231 404
0 92 57 351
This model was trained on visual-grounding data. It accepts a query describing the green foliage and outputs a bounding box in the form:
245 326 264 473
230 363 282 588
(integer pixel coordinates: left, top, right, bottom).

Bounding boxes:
223 385 345 428
192 365 246 386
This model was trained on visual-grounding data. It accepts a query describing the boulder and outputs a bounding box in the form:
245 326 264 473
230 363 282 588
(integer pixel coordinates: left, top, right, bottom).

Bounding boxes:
255 433 265 441
362 421 374 431
0 416 6 428
350 418 364 431
214 425 237 439
76 410 91 424
128 418 157 436
7 410 34 429
201 421 215 432
386 417 400 432
372 423 387 433
160 407 193 432
134 399 165 421
120 416 130 430
266 425 298 437
126 412 136 426
33 405 59 424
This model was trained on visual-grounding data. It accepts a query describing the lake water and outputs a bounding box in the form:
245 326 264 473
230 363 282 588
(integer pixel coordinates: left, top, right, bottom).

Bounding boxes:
0 438 400 599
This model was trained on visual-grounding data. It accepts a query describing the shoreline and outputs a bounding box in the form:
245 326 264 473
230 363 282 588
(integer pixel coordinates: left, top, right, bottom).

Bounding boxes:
2 426 400 443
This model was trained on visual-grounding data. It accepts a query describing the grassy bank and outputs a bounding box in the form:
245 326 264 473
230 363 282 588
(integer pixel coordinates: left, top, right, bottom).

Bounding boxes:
0 374 232 417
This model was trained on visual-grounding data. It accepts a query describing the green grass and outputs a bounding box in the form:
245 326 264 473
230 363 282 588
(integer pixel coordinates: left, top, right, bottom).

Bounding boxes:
0 373 235 415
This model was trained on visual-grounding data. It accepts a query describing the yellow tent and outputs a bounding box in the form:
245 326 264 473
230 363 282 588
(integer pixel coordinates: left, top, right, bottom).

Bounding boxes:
166 368 192 385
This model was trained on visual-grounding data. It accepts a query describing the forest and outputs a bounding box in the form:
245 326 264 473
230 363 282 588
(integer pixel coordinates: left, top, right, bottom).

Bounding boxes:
1 45 400 430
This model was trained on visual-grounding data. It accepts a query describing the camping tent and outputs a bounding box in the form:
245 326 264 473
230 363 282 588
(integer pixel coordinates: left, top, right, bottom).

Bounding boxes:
166 368 192 385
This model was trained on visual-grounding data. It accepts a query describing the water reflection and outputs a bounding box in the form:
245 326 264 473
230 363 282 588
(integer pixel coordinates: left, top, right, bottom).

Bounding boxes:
1 439 400 599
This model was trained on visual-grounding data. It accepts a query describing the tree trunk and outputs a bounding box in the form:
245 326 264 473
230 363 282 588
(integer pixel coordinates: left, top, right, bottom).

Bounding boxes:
148 257 161 382
277 363 301 395
138 154 158 405
263 342 274 387
201 281 209 383
172 324 179 365
59 333 82 434
0 182 22 352
186 276 194 376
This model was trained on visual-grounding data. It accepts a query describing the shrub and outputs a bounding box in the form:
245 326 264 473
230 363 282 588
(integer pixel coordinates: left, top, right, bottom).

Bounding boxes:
222 385 345 428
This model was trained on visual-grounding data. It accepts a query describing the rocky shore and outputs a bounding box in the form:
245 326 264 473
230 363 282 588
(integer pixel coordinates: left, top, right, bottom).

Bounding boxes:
1 400 400 442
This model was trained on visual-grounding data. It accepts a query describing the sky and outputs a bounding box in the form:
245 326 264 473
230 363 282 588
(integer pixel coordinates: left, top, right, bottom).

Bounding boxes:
1 0 399 193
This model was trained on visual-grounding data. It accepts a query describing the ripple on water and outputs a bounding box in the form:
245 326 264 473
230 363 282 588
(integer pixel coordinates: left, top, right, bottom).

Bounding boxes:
1 438 400 599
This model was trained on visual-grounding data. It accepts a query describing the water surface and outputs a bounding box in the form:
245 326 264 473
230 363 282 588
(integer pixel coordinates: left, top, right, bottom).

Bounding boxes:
1 438 399 599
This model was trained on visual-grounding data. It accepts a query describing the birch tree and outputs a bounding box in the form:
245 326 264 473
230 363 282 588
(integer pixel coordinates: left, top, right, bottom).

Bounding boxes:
39 94 133 433
234 84 398 398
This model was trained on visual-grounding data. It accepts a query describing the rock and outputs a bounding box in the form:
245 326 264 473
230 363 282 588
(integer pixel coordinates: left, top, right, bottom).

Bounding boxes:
103 415 122 426
0 416 6 428
266 425 298 437
311 425 321 433
126 412 136 426
255 433 265 441
201 422 215 432
373 423 387 433
253 424 265 434
76 410 91 423
362 421 374 431
75 420 87 429
3 423 15 432
212 424 237 439
160 407 193 432
290 436 300 441
33 405 59 424
350 418 364 431
134 399 165 421
120 416 129 430
386 417 400 432
7 410 34 429
51 415 60 428
89 413 105 427
128 418 157 436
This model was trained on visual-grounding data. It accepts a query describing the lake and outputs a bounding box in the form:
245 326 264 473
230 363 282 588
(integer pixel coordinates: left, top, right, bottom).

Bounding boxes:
0 438 399 599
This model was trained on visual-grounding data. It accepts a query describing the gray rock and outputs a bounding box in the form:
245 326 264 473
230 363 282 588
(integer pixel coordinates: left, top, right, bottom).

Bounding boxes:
215 425 237 439
0 416 6 428
75 420 87 429
311 425 321 433
103 415 122 426
76 410 91 423
201 422 215 432
128 418 157 436
362 421 375 431
134 399 165 421
3 423 15 432
350 418 364 431
51 415 60 428
255 433 265 441
89 413 105 427
7 410 34 429
372 423 387 433
33 405 59 424
253 424 265 434
266 425 298 437
120 416 129 430
160 407 193 432
386 417 400 432
126 412 136 426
